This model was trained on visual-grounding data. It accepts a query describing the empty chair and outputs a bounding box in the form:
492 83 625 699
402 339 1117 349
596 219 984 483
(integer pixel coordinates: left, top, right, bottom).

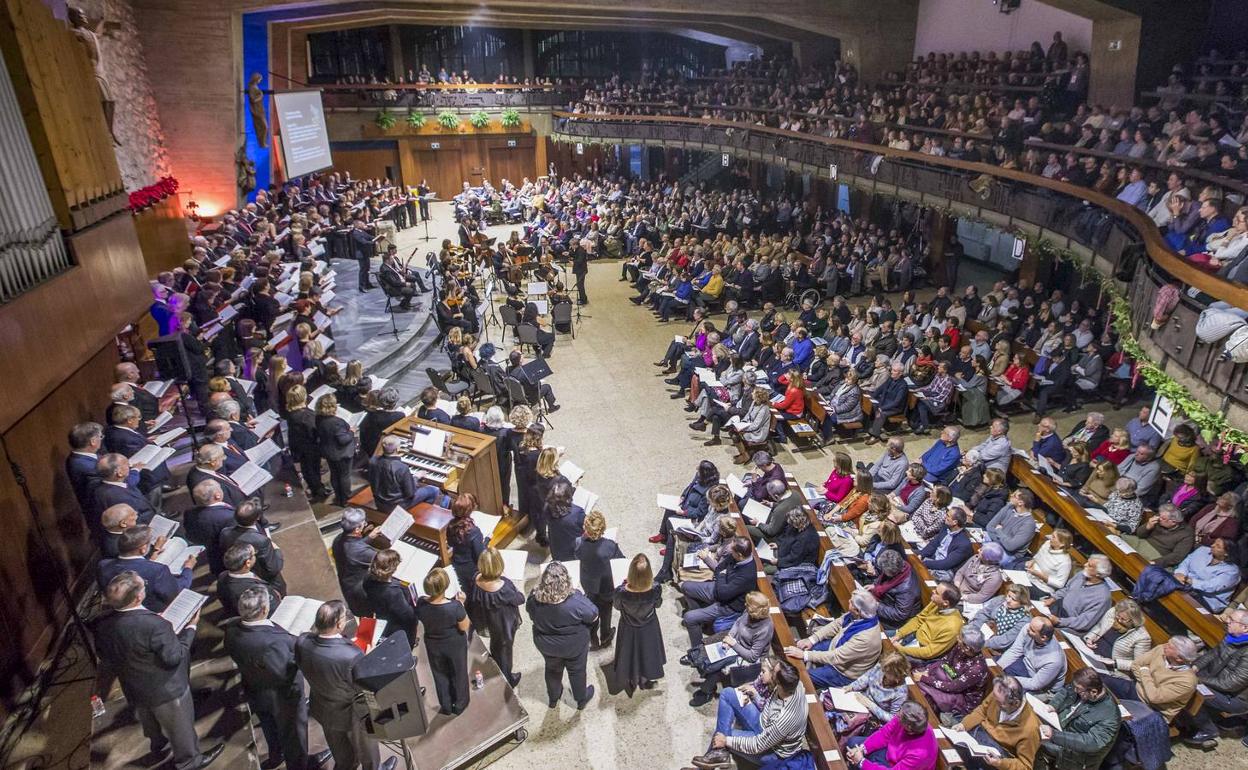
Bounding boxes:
550 303 575 338
426 367 469 398
516 323 542 356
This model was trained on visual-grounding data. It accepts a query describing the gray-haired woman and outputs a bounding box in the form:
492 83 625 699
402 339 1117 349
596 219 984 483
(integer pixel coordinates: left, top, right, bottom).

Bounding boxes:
526 561 599 709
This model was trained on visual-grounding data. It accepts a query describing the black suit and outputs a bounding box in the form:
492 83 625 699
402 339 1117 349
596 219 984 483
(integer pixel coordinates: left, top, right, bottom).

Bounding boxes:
287 407 327 498
97 555 193 612
223 621 309 769
228 421 259 452
184 502 237 574
294 633 380 770
92 481 156 528
186 466 248 509
572 248 589 304
316 414 356 506
332 533 378 617
350 228 375 290
104 425 170 492
94 608 204 767
357 409 405 458
362 577 419 641
216 571 282 618
66 451 102 521
219 524 286 594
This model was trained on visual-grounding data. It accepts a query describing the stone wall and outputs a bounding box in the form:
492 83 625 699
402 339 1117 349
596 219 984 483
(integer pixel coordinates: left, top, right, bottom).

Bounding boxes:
74 0 171 190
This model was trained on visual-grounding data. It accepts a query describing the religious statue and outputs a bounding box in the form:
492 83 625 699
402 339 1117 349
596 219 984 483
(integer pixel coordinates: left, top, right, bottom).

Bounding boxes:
247 73 269 148
68 6 120 145
235 144 256 195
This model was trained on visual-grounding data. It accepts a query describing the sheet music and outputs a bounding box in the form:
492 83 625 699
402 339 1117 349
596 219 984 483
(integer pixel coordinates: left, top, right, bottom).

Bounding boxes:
755 540 776 562
143 379 174 397
251 410 280 439
704 642 735 664
740 499 770 524
1106 535 1138 555
271 595 322 635
245 438 281 466
532 299 549 315
391 540 438 587
230 461 273 495
160 589 208 634
941 727 1001 758
150 427 185 447
559 459 585 485
409 426 449 457
824 687 870 713
377 507 415 544
527 281 548 295
1027 694 1062 729
656 493 683 511
471 511 501 542
149 411 173 431
274 311 295 329
129 444 175 470
726 474 747 498
336 408 366 430
1064 632 1113 672
149 514 179 543
500 549 529 584
572 486 599 513
309 384 334 404
150 537 204 574
1002 569 1031 585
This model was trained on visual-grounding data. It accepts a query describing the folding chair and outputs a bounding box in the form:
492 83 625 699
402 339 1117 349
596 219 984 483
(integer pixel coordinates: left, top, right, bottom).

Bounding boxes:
550 303 575 338
426 367 469 398
517 323 541 356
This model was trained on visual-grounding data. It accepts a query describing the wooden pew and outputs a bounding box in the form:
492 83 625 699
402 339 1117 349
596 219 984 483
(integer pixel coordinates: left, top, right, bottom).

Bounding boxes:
1009 457 1226 647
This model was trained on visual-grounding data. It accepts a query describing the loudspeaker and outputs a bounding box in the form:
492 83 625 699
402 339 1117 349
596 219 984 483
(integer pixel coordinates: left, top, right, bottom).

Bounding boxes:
147 334 192 382
358 631 429 740
356 631 415 692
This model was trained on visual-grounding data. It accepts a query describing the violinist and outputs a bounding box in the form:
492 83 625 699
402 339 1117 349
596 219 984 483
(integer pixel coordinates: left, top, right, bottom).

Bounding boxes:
436 284 476 335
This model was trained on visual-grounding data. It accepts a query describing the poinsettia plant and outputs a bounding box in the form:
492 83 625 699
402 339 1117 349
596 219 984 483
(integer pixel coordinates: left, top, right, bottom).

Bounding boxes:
127 176 179 214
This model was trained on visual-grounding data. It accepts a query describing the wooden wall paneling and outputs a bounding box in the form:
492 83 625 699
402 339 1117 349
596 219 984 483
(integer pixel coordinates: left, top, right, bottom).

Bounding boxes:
0 342 118 719
330 145 402 185
132 198 192 275
0 213 150 433
0 0 125 230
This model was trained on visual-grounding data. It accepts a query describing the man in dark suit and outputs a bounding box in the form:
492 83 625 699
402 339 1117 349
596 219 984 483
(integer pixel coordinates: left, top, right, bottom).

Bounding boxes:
94 572 223 769
206 419 250 472
216 543 283 619
331 509 379 617
184 479 237 575
97 526 196 612
92 454 156 528
213 359 256 419
368 435 443 511
104 404 171 499
736 320 761 363
115 361 163 423
295 600 396 770
864 362 911 443
67 422 109 519
212 400 258 452
186 444 247 508
678 537 757 648
571 242 589 305
350 220 376 291
1033 348 1074 419
219 500 286 595
224 587 328 770
99 503 140 559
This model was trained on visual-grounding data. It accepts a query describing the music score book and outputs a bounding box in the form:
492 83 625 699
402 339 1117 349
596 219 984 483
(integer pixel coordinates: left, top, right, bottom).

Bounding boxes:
230 461 273 496
271 595 323 635
245 438 282 466
160 590 208 634
376 506 415 545
150 538 204 574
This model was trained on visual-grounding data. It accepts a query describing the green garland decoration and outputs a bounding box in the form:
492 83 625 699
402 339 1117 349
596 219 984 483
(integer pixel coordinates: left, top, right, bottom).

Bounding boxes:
1025 236 1248 456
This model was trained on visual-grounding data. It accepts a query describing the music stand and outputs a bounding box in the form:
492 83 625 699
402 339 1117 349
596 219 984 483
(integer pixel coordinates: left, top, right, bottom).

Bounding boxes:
418 194 438 241
518 357 555 429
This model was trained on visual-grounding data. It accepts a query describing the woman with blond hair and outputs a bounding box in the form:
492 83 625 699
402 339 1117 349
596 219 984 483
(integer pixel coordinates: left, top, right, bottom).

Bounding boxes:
416 567 471 715
687 591 774 706
449 395 481 433
466 547 525 688
526 561 599 708
533 444 568 548
574 510 625 648
286 384 327 500
612 554 666 695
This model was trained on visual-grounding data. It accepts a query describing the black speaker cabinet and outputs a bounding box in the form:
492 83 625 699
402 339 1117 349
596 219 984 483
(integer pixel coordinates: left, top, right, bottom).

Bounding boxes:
358 631 428 740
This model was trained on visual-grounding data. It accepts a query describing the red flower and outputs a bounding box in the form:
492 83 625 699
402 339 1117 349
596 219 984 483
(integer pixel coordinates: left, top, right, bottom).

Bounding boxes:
127 176 180 214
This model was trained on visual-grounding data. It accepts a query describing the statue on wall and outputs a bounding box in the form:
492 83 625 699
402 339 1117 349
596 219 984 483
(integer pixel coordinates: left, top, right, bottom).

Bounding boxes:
235 144 256 195
247 72 269 148
67 6 121 145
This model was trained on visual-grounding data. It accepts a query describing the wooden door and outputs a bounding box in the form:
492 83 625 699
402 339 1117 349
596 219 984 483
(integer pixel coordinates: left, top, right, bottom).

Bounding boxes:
488 146 528 187
411 149 464 202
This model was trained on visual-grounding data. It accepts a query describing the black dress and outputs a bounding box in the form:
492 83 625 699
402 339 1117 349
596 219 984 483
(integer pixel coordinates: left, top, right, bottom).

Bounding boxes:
448 524 486 590
612 585 666 691
490 426 514 505
362 576 419 642
465 577 525 683
513 446 541 539
547 505 586 562
532 471 568 547
574 536 625 644
415 597 470 715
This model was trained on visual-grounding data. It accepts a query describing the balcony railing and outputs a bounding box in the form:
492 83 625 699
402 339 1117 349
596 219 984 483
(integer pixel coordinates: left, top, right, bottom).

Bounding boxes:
320 83 575 110
551 111 1248 410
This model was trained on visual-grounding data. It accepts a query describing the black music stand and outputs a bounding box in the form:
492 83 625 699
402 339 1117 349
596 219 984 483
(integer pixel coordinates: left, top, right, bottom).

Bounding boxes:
418 194 438 241
517 358 555 429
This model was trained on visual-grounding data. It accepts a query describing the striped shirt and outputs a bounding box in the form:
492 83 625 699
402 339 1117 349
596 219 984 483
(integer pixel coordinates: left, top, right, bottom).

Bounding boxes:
726 682 808 757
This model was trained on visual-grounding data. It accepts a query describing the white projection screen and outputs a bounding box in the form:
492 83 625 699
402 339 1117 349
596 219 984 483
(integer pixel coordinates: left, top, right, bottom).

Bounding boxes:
274 90 333 179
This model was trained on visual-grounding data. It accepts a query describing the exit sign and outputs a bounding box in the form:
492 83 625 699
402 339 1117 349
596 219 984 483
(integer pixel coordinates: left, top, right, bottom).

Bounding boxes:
430 142 441 150
507 139 517 147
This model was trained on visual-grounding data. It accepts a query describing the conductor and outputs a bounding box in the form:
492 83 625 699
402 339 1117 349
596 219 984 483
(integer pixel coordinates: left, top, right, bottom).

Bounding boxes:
350 220 376 292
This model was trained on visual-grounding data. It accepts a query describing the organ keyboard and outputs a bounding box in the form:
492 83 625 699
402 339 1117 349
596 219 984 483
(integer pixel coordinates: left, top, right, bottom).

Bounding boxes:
375 416 505 515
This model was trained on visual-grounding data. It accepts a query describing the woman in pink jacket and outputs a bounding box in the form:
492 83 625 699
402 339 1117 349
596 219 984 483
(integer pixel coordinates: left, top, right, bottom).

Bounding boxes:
846 701 938 770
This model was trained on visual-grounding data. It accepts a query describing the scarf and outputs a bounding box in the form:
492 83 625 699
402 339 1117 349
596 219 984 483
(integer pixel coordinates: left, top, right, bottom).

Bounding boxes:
1170 485 1198 509
871 561 912 600
835 614 880 648
1225 633 1248 646
992 602 1030 638
1195 508 1234 539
